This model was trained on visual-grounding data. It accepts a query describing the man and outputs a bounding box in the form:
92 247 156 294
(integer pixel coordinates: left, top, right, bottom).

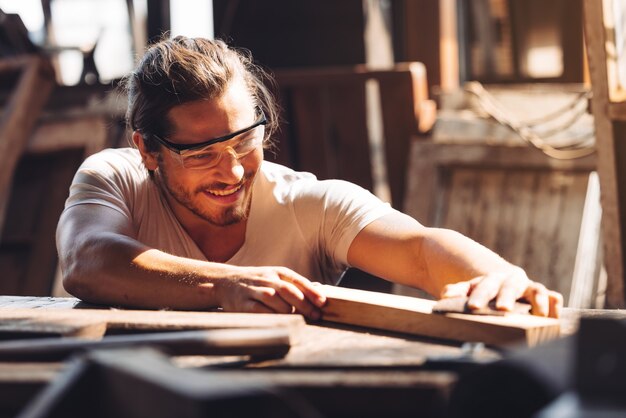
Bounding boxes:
56 36 562 320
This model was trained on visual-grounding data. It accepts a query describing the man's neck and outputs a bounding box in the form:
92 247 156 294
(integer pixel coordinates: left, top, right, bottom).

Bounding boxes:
181 215 247 263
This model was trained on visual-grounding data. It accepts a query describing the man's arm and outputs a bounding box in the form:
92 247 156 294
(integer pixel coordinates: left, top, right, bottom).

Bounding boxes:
346 211 562 318
56 204 325 318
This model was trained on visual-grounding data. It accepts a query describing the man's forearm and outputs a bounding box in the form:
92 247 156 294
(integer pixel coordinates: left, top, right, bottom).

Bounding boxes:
59 231 326 318
420 227 516 296
60 232 229 310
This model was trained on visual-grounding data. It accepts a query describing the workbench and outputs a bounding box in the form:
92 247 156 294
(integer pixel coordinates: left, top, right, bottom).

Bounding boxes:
0 296 620 418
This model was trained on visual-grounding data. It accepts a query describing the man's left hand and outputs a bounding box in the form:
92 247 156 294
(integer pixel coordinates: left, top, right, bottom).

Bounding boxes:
440 268 563 318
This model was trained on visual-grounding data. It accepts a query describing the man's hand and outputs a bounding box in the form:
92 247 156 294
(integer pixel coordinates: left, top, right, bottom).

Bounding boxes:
440 267 563 318
216 266 327 320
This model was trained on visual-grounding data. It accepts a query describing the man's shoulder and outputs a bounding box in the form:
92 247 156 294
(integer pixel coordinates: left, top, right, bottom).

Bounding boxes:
260 161 317 183
84 147 142 166
80 148 145 177
258 161 373 203
257 161 323 206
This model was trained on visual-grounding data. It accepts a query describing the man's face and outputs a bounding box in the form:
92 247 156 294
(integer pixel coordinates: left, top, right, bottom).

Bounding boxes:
148 80 263 227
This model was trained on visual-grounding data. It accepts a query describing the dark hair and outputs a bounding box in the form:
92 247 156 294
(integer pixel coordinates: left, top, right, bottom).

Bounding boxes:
124 36 279 152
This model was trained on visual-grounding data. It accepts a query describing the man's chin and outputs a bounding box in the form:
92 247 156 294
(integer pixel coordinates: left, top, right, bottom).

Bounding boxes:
199 196 251 227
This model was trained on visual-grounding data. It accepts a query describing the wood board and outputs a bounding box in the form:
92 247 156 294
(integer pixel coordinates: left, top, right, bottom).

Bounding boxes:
0 55 55 236
0 307 305 341
320 285 561 347
0 328 291 361
584 0 626 307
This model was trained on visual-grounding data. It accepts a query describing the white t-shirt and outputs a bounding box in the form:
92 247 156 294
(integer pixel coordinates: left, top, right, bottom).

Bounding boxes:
64 148 394 284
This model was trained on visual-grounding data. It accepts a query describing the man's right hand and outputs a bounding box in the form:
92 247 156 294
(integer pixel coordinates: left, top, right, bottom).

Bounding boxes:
215 266 327 320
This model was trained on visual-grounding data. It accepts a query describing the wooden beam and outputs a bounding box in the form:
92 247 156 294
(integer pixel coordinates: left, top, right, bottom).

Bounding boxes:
27 115 110 156
393 0 441 92
320 285 561 347
0 328 291 361
608 101 626 121
0 56 55 238
0 307 304 339
583 0 626 307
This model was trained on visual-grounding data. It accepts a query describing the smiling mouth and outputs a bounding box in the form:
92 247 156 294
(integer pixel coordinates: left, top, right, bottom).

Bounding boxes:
206 183 243 196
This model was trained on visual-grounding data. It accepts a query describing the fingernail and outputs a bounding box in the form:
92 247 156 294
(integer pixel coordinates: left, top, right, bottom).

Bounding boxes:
467 298 483 309
496 301 513 311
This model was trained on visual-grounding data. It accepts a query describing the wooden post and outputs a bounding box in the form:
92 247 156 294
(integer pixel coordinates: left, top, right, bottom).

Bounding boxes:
0 56 55 239
583 0 626 307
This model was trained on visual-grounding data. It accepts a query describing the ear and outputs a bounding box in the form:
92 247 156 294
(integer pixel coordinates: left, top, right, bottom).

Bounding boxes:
132 131 159 171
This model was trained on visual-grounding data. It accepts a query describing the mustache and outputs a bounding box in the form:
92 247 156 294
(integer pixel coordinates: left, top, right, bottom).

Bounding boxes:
194 170 254 193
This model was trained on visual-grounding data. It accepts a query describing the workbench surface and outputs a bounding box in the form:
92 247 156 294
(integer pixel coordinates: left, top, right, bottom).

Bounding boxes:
0 295 623 418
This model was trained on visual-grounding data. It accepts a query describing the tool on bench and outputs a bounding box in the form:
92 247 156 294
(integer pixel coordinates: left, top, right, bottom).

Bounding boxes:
0 328 291 361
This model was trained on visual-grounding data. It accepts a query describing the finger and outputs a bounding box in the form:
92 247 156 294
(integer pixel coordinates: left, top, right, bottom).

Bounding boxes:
278 268 327 307
495 286 518 312
274 280 322 320
243 299 275 314
467 275 504 310
495 278 528 312
548 290 563 319
440 281 471 299
524 282 549 317
251 286 294 314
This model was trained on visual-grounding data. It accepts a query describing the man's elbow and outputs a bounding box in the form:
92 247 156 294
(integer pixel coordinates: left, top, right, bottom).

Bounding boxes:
59 253 96 300
57 233 107 301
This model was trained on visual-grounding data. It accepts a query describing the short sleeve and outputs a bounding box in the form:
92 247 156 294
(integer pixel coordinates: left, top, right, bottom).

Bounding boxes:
63 148 147 220
292 179 395 271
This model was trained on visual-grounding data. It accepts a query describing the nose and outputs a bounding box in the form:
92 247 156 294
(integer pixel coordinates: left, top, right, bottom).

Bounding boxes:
213 147 244 183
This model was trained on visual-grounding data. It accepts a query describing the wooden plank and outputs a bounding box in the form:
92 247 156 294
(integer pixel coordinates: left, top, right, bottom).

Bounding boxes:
583 0 626 307
600 0 626 102
0 56 55 237
470 170 503 250
378 65 422 209
495 171 535 267
290 86 330 178
0 328 291 361
329 82 372 189
27 116 110 156
439 0 460 91
608 101 626 121
0 296 82 309
523 171 564 288
0 317 106 340
402 140 437 223
395 0 441 90
320 285 561 347
570 172 604 308
441 168 479 235
0 307 305 336
550 173 589 294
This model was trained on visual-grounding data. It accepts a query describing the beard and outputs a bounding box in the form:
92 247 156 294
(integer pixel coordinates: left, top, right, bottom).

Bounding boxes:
156 164 256 227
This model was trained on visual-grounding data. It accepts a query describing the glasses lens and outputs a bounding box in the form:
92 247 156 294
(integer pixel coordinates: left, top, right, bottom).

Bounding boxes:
180 148 221 169
180 126 264 170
